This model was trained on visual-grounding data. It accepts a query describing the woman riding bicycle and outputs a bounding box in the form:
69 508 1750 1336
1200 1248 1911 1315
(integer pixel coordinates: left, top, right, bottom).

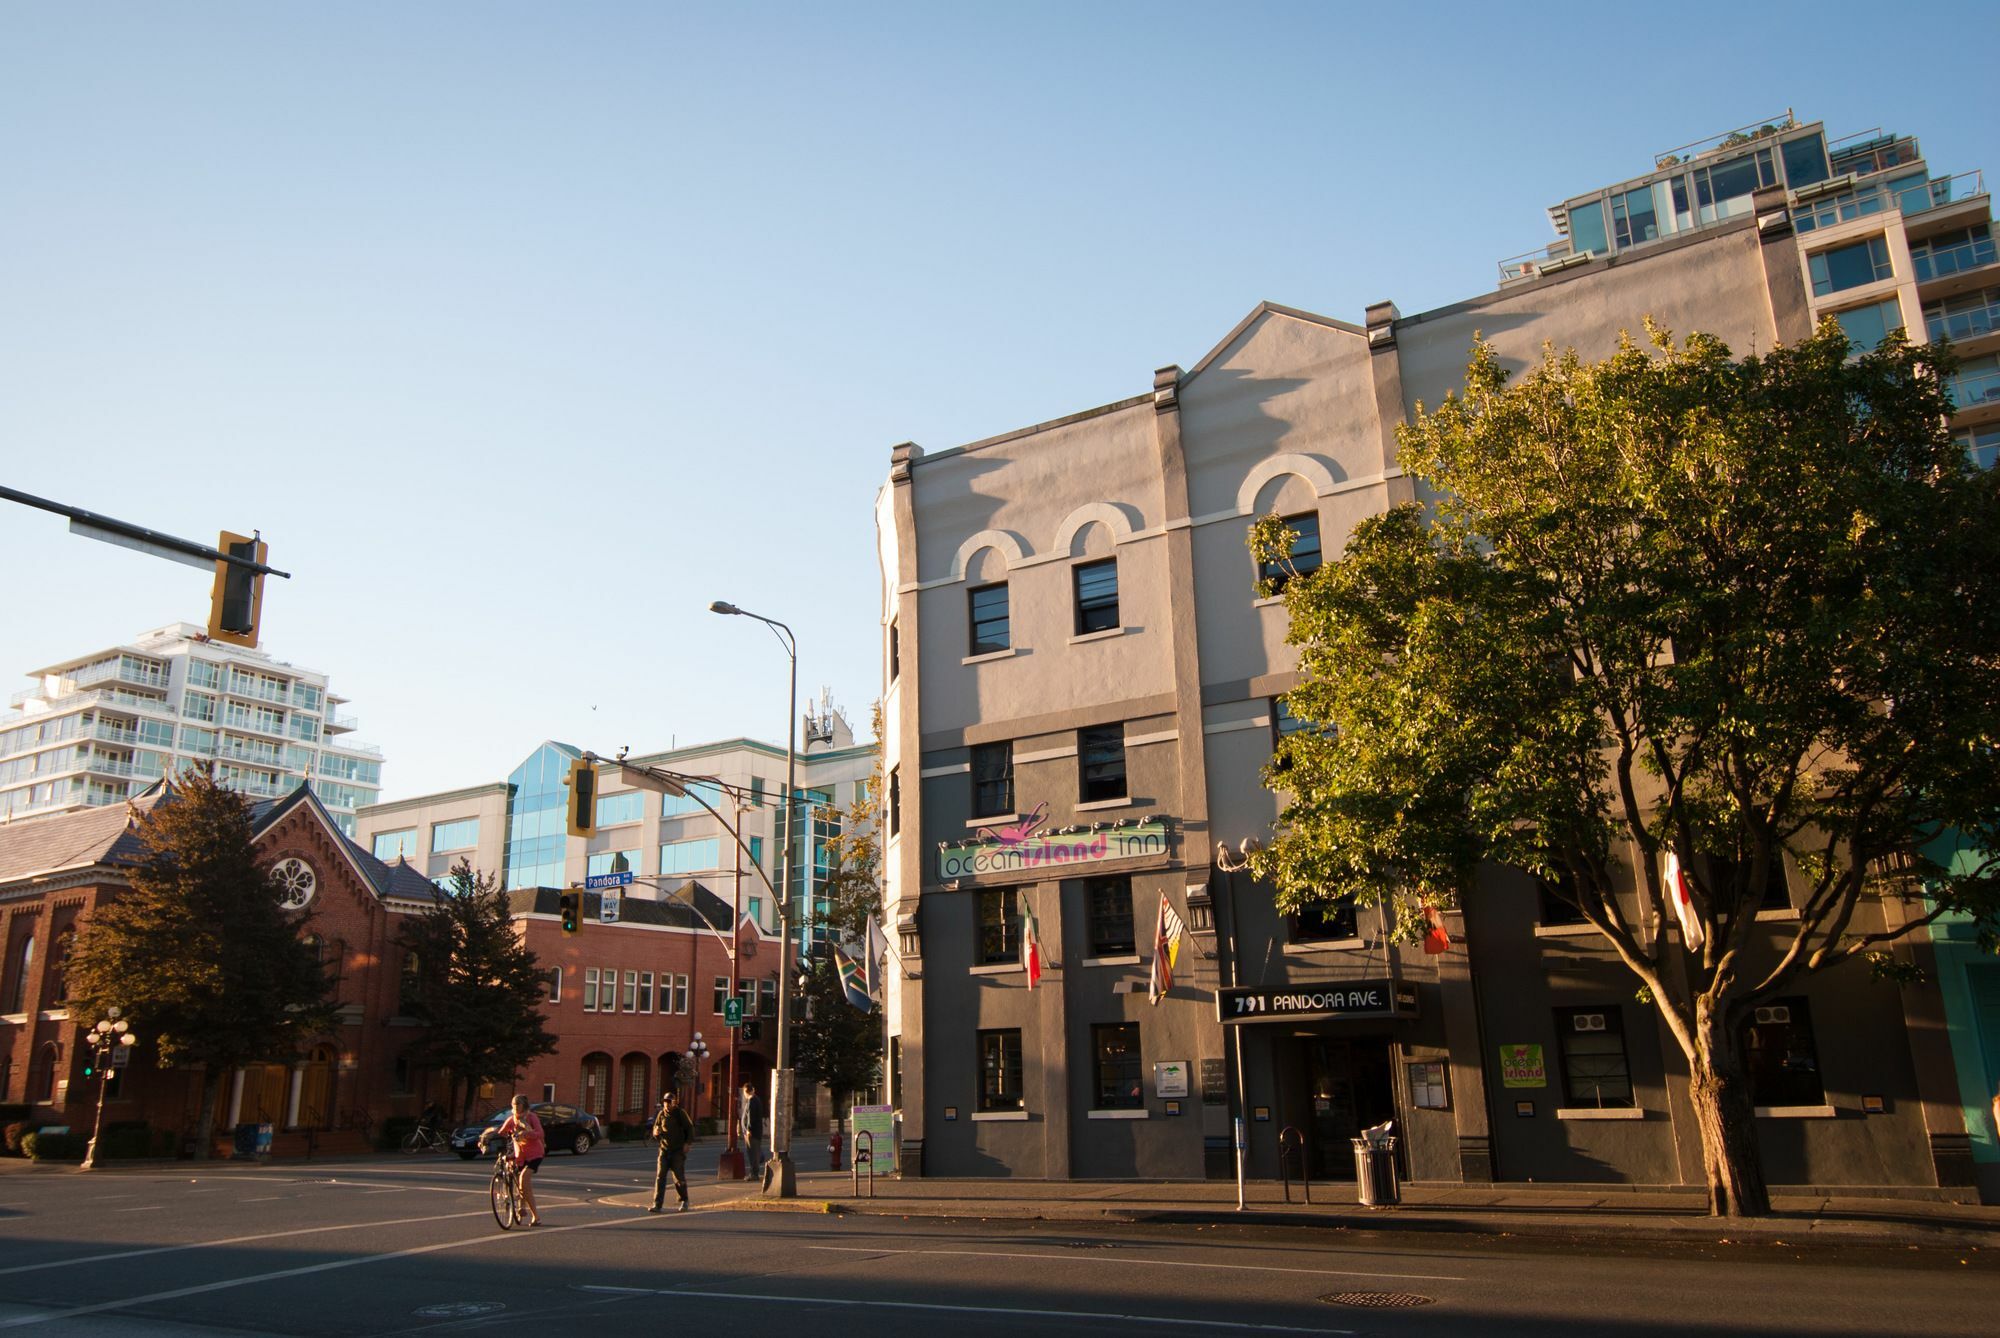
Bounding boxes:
479 1095 546 1226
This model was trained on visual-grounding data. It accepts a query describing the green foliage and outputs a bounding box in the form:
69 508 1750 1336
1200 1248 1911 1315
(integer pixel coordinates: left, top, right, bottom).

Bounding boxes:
394 860 558 1115
3 1121 30 1156
1252 320 2000 1023
23 1131 83 1161
62 768 338 1141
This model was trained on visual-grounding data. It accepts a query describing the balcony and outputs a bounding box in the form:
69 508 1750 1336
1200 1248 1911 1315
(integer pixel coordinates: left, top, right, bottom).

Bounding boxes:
222 676 291 706
68 659 170 693
1793 171 1985 234
319 737 383 759
217 739 286 767
324 713 359 734
1927 291 2000 345
1947 365 2000 417
1913 233 1997 286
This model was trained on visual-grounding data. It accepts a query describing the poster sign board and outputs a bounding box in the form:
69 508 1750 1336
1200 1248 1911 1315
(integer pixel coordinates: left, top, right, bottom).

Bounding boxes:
938 818 1170 881
1217 981 1416 1023
1499 1044 1547 1088
1153 1060 1190 1099
849 1103 898 1175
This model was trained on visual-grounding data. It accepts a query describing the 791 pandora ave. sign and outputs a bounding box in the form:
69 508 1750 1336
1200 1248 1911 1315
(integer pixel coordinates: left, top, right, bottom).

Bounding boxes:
938 804 1170 881
1216 980 1419 1023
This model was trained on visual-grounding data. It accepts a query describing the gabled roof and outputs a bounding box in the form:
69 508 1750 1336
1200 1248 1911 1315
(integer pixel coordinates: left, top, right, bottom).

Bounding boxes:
0 792 166 888
1182 301 1368 385
251 783 444 906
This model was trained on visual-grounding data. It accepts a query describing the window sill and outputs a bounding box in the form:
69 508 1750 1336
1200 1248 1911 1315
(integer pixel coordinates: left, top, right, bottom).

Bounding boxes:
1087 1108 1150 1120
968 962 1023 976
1080 955 1141 967
1753 908 1800 922
0 1013 26 1026
969 813 1018 828
1252 594 1286 609
1069 627 1127 645
1755 1105 1837 1119
962 648 1018 666
971 1110 1029 1122
1533 923 1598 938
1555 1107 1645 1121
1284 938 1364 954
1075 797 1134 812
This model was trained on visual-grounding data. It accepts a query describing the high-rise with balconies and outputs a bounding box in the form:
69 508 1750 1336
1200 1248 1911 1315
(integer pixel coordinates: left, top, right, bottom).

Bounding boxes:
0 622 384 832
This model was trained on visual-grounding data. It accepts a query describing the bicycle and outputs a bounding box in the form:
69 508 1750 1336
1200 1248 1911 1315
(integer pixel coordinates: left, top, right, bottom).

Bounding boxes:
402 1123 451 1154
488 1147 524 1230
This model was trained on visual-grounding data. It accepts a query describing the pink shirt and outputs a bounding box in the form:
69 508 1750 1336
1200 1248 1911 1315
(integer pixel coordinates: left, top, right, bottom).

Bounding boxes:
499 1110 545 1161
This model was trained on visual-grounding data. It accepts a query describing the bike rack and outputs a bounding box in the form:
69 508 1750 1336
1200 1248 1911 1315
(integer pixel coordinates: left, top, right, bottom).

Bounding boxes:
1278 1126 1312 1204
852 1130 876 1198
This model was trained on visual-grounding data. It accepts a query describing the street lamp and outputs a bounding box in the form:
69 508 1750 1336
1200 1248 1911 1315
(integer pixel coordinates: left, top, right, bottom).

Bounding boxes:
80 1009 139 1171
709 598 800 1197
1214 840 1259 1211
685 1032 710 1119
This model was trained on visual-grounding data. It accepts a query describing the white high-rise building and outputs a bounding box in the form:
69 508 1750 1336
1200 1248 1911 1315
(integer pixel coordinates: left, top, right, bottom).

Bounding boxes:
0 622 384 832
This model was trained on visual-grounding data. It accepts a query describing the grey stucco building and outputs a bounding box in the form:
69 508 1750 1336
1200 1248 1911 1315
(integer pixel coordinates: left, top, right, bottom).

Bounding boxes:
873 114 1998 1195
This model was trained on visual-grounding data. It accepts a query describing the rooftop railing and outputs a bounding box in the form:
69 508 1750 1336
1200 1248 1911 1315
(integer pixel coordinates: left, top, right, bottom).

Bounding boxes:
1794 170 1987 234
1653 111 1797 170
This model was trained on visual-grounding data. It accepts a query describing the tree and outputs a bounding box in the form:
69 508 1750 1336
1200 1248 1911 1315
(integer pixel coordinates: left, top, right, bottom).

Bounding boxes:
792 703 886 1107
64 767 336 1159
1248 322 2000 1217
396 860 558 1121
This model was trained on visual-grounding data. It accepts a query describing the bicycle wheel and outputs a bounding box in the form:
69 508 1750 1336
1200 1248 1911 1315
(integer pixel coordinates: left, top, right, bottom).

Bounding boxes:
403 1129 426 1155
490 1165 517 1229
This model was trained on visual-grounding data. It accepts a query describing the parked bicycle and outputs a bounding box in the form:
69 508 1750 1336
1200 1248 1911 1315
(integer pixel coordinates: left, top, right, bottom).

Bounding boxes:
402 1123 451 1154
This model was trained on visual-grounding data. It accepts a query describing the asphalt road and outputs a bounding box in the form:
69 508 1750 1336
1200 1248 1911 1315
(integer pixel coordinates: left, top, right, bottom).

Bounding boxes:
0 1143 1991 1336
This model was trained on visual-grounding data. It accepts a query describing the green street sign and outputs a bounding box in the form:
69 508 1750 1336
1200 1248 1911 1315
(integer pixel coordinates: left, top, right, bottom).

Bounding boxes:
723 998 744 1027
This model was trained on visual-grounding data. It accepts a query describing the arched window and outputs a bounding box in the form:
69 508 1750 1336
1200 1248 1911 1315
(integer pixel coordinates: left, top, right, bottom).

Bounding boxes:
399 950 422 1011
49 926 75 1006
32 1042 60 1105
6 932 33 1014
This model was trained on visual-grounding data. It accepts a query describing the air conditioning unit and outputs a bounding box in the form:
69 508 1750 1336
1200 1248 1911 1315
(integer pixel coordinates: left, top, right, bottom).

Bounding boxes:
1754 1005 1791 1025
1574 1013 1606 1032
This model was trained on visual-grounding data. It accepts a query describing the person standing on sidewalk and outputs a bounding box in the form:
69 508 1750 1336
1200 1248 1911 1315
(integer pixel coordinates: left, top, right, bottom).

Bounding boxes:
648 1089 696 1213
739 1081 765 1176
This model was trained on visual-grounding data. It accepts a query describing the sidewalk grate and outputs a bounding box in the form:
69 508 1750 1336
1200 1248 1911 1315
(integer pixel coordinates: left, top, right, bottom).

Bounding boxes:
1320 1292 1436 1309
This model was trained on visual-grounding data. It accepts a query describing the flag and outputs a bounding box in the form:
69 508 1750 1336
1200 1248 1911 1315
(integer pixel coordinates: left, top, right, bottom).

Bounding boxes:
1147 893 1185 1005
1421 902 1451 955
834 943 873 1011
1663 846 1705 952
864 916 888 998
1022 902 1042 991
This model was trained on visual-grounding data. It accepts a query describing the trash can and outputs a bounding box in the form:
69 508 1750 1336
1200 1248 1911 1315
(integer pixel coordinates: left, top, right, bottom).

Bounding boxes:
1352 1136 1399 1206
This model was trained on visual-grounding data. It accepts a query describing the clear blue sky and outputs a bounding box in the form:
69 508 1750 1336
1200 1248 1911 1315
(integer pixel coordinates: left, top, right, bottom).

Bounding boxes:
4 1 1995 800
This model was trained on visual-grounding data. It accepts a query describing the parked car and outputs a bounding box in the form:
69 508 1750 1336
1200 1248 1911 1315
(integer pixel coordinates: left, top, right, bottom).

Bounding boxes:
452 1103 602 1158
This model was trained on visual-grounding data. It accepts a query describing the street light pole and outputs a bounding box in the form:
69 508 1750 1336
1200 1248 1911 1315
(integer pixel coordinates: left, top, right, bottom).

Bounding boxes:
1215 841 1258 1212
709 599 800 1197
79 1009 137 1171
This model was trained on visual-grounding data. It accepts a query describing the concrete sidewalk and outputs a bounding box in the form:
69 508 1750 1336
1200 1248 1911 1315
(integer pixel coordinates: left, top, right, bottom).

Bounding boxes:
714 1169 2000 1250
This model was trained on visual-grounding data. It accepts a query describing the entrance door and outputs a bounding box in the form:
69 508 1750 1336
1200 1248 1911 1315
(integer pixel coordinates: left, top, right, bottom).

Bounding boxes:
1303 1037 1396 1179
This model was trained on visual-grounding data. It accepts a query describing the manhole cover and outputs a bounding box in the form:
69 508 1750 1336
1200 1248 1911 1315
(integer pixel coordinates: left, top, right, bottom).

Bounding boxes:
413 1302 507 1317
1320 1292 1436 1308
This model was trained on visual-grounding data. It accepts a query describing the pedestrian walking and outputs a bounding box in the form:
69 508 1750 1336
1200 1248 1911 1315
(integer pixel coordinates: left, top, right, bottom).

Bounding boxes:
648 1089 696 1213
739 1081 766 1175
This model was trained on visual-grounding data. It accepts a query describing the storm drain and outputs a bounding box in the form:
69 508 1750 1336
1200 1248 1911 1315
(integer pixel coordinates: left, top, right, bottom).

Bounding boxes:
1320 1291 1436 1309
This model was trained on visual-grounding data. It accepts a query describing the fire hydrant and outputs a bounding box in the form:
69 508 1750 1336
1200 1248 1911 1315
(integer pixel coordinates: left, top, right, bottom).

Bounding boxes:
829 1127 844 1172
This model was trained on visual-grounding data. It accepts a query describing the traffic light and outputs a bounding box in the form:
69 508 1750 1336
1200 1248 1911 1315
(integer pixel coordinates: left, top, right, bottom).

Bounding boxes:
565 758 597 838
82 1055 96 1080
207 531 268 649
559 889 582 936
740 1019 761 1043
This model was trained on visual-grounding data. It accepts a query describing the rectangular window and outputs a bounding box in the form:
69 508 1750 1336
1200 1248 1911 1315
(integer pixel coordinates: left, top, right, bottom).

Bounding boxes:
738 982 757 1023
888 619 900 681
1568 199 1608 256
1808 236 1893 296
749 776 765 807
546 967 561 1003
1086 875 1135 956
597 967 618 1012
1911 224 1996 284
1745 998 1824 1107
888 767 901 837
672 974 689 1014
1078 724 1127 803
659 837 721 875
1073 559 1119 634
587 849 640 878
1289 898 1358 943
978 890 1020 965
1926 287 2000 344
1955 424 2000 471
1780 132 1829 189
968 582 1011 655
747 895 763 925
372 829 418 861
1833 298 1903 354
760 978 777 1016
638 971 654 1013
1555 1006 1635 1109
583 968 599 1013
595 790 645 827
661 779 723 817
1537 868 1588 926
747 835 764 870
186 659 221 689
1705 849 1791 912
978 1028 1024 1112
1092 1022 1143 1110
713 977 730 1015
1258 513 1321 593
621 970 638 1013
430 817 479 853
1611 184 1659 249
182 691 217 723
970 741 1014 818
179 726 217 754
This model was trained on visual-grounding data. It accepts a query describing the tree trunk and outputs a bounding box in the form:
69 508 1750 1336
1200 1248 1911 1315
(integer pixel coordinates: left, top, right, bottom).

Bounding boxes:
190 1068 225 1162
1689 1003 1771 1217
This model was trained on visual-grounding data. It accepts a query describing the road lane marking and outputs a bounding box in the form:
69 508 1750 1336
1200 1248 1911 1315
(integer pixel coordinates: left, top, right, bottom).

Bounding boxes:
0 1208 492 1277
802 1244 1465 1283
577 1285 1356 1334
0 1207 648 1328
